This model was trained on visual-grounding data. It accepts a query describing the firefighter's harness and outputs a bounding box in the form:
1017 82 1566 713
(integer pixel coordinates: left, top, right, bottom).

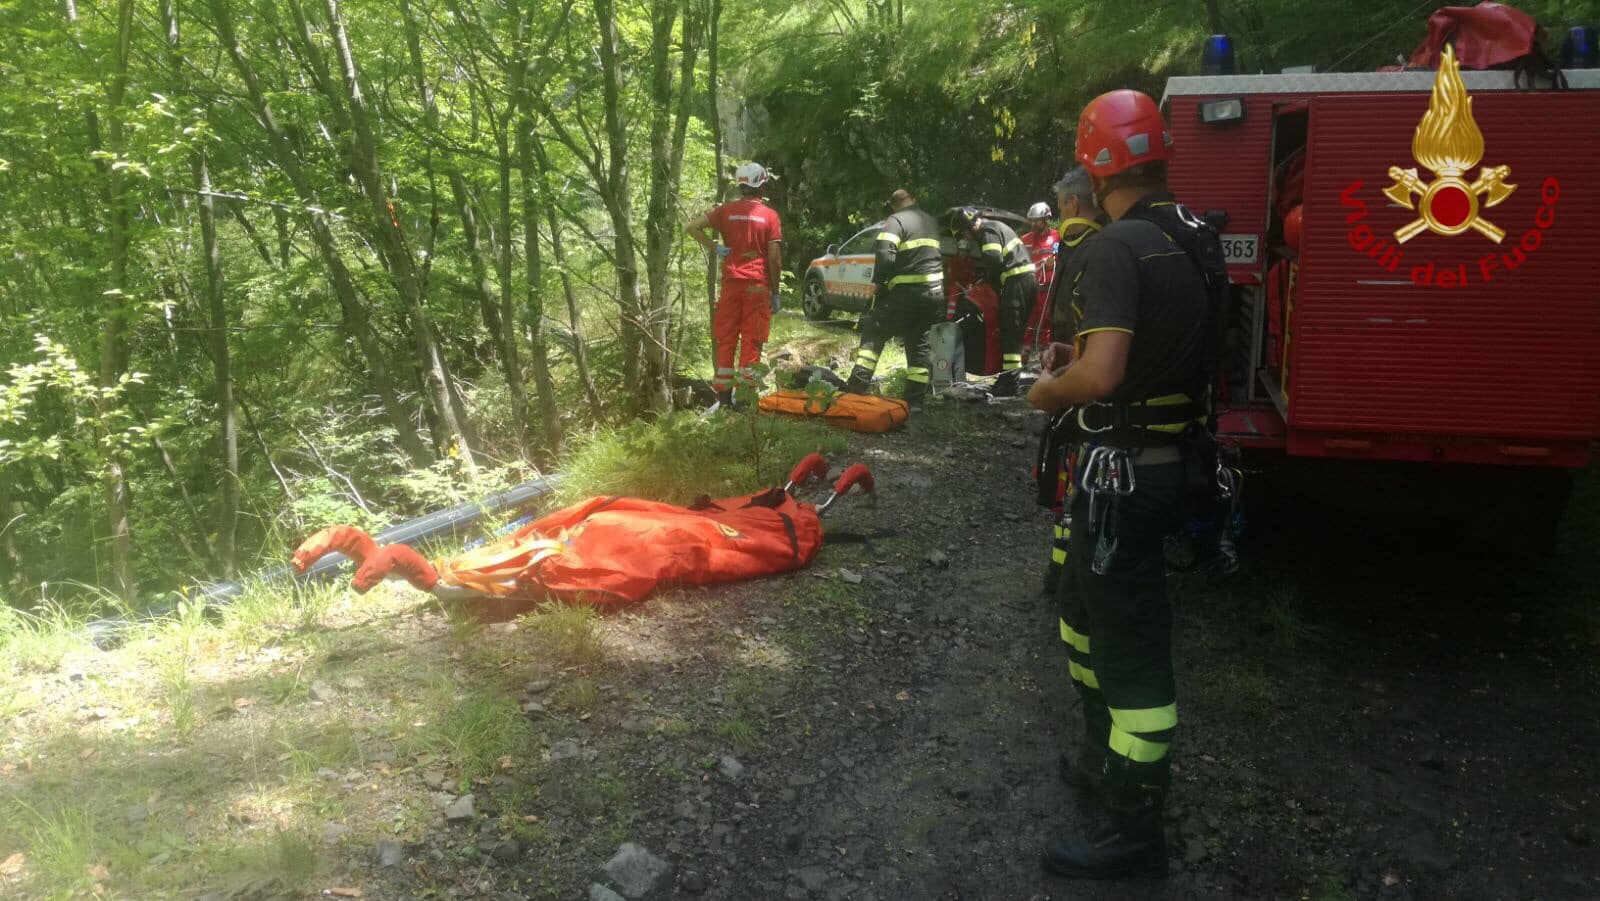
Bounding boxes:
1043 395 1201 574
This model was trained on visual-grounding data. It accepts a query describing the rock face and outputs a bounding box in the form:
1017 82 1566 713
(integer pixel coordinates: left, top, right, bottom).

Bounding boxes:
603 842 672 899
588 885 626 901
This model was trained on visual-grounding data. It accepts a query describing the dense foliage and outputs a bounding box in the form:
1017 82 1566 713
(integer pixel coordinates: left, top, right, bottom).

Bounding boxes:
0 0 1587 607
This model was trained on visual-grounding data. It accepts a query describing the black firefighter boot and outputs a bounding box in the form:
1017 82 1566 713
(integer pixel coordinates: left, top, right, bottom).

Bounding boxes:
903 379 928 411
842 365 875 396
1043 763 1167 880
992 367 1020 398
1042 798 1166 879
1058 746 1106 802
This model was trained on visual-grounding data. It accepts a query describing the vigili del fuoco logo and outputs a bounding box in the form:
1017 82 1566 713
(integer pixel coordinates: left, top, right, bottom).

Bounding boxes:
1339 44 1561 288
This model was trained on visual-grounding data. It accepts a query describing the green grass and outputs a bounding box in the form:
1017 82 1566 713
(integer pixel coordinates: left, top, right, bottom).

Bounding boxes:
715 715 759 753
412 690 535 781
1263 584 1315 651
280 721 364 778
10 800 106 896
555 676 601 714
522 603 606 668
1207 662 1279 717
0 601 93 676
558 411 847 506
1311 872 1357 901
782 579 873 646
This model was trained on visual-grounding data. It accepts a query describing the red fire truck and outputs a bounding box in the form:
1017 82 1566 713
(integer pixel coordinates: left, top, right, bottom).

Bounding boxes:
1163 63 1600 515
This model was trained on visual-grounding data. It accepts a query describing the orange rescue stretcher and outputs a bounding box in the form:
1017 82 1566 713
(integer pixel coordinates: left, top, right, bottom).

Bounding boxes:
757 391 908 433
291 454 875 610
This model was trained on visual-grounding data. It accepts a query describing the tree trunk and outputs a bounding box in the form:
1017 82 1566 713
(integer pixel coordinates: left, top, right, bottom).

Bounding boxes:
396 0 530 451
195 153 239 575
509 17 564 453
592 0 652 412
643 0 700 414
274 206 292 268
317 0 478 472
449 174 507 362
85 0 139 603
705 0 724 340
516 136 564 454
0 475 19 593
166 0 240 574
546 202 603 415
203 0 433 468
493 130 532 453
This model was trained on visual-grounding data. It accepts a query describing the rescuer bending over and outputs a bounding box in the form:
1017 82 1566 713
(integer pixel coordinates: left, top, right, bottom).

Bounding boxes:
952 206 1037 397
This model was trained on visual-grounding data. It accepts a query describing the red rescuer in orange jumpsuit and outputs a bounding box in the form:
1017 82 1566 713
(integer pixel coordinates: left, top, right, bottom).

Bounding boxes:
687 162 784 410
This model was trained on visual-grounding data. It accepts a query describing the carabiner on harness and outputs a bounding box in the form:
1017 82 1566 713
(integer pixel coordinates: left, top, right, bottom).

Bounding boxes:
1076 402 1117 435
1078 446 1137 575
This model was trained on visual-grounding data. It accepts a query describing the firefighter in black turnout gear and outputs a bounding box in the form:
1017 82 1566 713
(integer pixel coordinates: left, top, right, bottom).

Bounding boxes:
1028 89 1223 881
953 207 1037 397
843 189 945 406
1036 166 1106 594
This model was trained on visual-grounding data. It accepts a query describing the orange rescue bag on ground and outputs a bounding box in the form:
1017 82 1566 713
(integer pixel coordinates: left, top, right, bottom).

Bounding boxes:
758 390 908 433
439 488 823 607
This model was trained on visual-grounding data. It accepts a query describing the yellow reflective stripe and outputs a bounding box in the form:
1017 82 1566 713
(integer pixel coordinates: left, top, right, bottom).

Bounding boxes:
1109 703 1177 734
1004 237 1023 253
1141 393 1202 432
876 231 901 244
904 368 930 383
980 243 1004 254
1052 525 1064 538
1069 660 1100 689
1058 217 1102 235
901 238 940 250
1051 548 1067 564
1003 354 1023 365
1076 326 1133 338
1059 621 1089 653
1144 393 1192 406
856 348 880 362
887 273 944 287
1109 727 1169 762
1001 263 1036 282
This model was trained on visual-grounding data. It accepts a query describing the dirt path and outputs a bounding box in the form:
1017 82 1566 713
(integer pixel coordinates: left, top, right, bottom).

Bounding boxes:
6 395 1593 899
367 400 1597 900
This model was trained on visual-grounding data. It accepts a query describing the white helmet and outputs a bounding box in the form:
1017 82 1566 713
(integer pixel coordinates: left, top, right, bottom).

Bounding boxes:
735 162 773 189
1027 201 1052 220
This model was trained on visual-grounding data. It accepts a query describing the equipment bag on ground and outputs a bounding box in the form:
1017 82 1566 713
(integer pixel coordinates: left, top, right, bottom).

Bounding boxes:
758 390 909 433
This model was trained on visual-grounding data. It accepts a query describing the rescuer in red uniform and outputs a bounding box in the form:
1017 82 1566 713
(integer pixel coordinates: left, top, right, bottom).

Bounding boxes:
1029 90 1216 880
1022 201 1062 292
687 163 784 410
1021 201 1062 350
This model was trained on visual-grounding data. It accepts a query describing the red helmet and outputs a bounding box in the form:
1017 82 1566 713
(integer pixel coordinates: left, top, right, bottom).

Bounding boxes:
1283 205 1304 252
1074 90 1174 178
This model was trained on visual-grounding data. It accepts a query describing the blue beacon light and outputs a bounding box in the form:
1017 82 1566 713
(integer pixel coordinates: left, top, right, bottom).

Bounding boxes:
1560 26 1598 69
1202 34 1237 76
